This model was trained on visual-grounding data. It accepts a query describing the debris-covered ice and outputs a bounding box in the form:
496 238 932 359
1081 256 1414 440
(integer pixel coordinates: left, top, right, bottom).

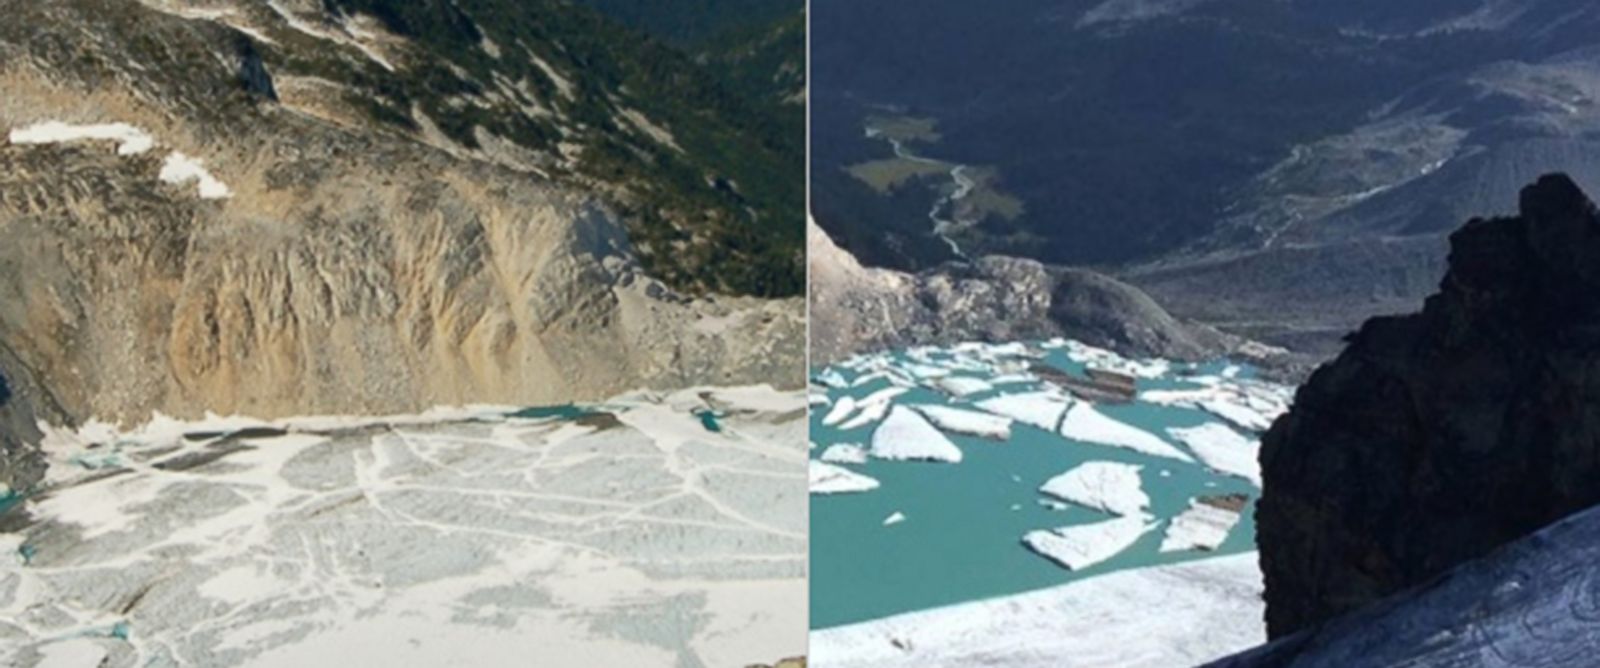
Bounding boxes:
1160 497 1244 553
1038 461 1148 517
870 406 963 463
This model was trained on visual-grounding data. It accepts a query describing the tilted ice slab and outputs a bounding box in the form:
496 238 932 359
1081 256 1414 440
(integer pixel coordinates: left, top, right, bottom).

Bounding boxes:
1023 514 1160 571
1168 423 1261 487
1060 402 1195 463
911 404 1011 440
809 552 1264 668
870 406 963 463
3 386 807 668
821 396 859 427
883 512 907 526
1038 461 1148 517
7 121 154 154
819 443 869 465
811 460 881 495
975 391 1070 431
1140 382 1289 434
837 387 910 430
931 375 994 397
1160 499 1243 553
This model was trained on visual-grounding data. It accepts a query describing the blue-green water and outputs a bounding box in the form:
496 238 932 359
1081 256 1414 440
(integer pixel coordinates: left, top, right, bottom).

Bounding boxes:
810 344 1265 629
508 404 599 421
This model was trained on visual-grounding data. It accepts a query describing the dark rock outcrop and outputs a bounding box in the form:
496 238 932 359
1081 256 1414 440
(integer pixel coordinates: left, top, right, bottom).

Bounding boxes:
1256 173 1600 637
1210 502 1600 668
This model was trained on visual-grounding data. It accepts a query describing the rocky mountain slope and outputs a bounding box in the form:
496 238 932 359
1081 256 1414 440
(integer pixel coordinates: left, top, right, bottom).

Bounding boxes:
0 0 803 493
813 0 1600 359
1254 174 1600 637
808 217 1268 366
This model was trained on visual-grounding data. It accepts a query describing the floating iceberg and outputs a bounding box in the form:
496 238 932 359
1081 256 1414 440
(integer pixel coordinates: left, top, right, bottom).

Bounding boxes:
1168 423 1261 487
911 404 1011 440
1060 403 1194 463
931 375 993 397
870 406 963 463
883 511 907 526
820 443 869 465
1023 514 1159 571
838 399 892 430
822 396 859 426
975 391 1070 431
1038 461 1148 517
1159 497 1245 553
811 460 881 495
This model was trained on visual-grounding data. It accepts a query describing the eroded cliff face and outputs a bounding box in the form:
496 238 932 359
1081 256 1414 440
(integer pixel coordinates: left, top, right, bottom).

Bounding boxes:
1256 173 1600 637
0 0 803 490
808 217 1267 366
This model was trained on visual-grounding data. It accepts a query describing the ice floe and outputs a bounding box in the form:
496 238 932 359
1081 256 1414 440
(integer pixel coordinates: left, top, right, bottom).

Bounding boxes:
812 460 882 494
1160 497 1245 553
822 396 859 426
869 406 963 463
1168 422 1261 487
809 553 1265 668
883 512 907 526
975 391 1069 431
931 375 993 397
1023 514 1160 571
819 443 869 465
910 405 1011 440
1059 402 1194 462
838 400 891 430
1038 461 1148 517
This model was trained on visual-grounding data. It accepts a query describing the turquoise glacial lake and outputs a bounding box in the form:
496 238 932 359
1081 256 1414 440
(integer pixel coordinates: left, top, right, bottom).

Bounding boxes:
809 343 1276 629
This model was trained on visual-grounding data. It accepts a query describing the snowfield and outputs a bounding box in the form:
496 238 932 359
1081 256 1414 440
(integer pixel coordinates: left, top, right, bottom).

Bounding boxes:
812 553 1266 668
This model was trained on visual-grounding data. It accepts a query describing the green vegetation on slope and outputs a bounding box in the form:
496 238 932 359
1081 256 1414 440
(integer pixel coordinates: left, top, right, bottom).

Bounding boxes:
301 0 803 297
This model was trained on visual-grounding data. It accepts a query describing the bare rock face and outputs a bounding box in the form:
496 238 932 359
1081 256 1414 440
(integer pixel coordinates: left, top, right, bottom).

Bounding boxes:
0 0 802 490
809 217 1251 365
1256 173 1600 637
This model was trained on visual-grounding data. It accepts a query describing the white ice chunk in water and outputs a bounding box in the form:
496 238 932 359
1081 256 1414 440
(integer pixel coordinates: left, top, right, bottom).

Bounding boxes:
883 511 906 526
819 443 869 465
1060 403 1194 463
8 121 155 155
810 460 880 495
816 369 849 388
1160 498 1243 553
160 151 232 199
822 396 858 427
1038 461 1148 517
838 399 891 430
870 406 963 463
976 391 1070 431
911 404 1011 440
1168 422 1261 487
932 375 993 397
1023 514 1159 571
